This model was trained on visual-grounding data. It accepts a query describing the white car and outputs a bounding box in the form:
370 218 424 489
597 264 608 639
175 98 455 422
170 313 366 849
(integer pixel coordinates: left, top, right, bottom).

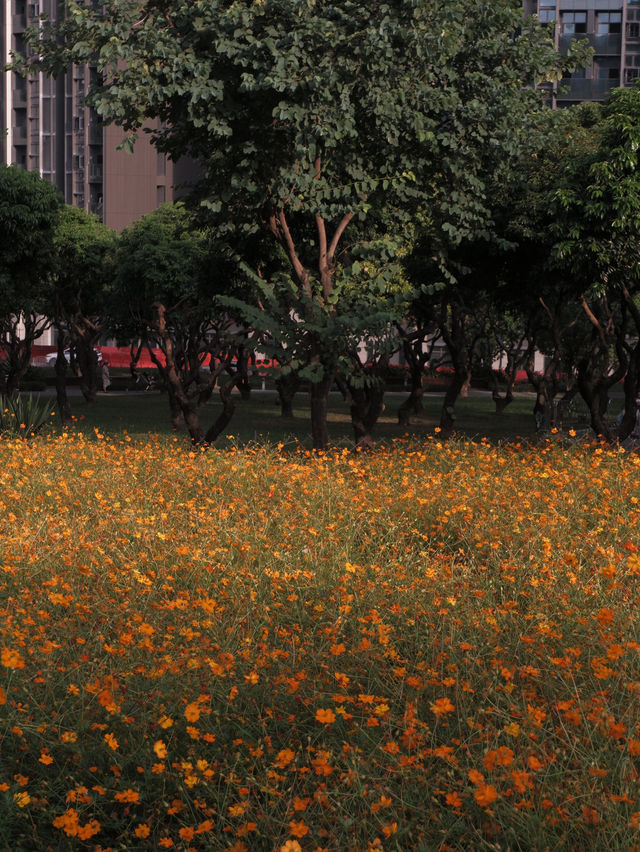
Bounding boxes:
45 347 103 365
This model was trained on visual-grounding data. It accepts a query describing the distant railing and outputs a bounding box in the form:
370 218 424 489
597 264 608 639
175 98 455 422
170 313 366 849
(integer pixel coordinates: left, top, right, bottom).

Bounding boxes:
558 78 620 101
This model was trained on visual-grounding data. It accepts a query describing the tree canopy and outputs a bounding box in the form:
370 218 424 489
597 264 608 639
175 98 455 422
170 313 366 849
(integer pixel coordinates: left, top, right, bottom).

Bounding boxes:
20 0 587 446
0 165 61 395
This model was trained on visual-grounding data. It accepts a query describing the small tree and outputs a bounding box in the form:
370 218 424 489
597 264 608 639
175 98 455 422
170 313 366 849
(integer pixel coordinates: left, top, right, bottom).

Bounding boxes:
114 204 245 444
50 206 117 416
0 166 61 396
553 86 640 441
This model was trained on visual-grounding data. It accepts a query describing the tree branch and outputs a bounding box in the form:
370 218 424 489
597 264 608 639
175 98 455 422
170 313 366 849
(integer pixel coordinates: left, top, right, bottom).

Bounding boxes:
277 209 312 298
328 212 355 262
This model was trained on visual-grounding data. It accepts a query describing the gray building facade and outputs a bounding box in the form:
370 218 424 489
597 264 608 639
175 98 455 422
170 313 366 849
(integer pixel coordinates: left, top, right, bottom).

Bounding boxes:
524 0 640 104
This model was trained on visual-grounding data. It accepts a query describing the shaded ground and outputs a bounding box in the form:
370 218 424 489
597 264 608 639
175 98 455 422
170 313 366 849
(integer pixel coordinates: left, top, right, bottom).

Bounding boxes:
38 386 610 447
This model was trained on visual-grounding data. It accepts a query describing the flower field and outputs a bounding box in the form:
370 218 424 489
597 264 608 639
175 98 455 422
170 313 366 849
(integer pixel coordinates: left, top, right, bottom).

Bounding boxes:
1 433 640 850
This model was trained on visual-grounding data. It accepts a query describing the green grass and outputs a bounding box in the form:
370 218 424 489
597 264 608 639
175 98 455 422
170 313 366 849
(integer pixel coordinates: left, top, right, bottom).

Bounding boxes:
45 388 542 446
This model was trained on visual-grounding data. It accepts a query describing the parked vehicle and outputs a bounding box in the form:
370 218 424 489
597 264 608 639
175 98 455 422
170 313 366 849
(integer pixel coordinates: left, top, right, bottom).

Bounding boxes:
45 347 103 365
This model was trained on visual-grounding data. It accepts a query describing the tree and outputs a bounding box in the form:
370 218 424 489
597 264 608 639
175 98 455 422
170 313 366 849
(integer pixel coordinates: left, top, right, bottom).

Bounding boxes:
0 166 61 396
22 0 586 448
553 85 640 441
476 104 602 433
113 204 245 445
50 206 117 418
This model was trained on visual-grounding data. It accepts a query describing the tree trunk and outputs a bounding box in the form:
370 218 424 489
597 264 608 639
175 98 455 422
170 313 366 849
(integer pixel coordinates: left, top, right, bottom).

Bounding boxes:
276 371 299 419
489 365 514 414
439 373 466 439
237 346 251 401
553 386 578 427
460 369 472 398
618 342 640 441
398 374 425 426
129 340 144 388
183 405 206 445
4 355 22 398
350 383 385 448
578 369 612 442
205 374 241 444
76 339 99 403
310 375 333 451
54 332 72 426
492 387 513 415
166 383 186 431
3 340 31 398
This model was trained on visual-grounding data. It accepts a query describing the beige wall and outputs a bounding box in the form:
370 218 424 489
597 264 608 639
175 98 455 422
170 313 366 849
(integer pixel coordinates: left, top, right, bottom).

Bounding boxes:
102 125 171 232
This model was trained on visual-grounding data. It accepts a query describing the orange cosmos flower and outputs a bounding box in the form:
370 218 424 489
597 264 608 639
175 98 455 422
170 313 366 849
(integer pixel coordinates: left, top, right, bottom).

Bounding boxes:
289 820 309 838
430 697 455 716
153 740 167 759
474 783 499 807
114 789 140 804
184 702 201 722
1 648 25 669
445 792 463 809
274 748 296 768
13 791 30 808
315 707 336 724
468 769 485 785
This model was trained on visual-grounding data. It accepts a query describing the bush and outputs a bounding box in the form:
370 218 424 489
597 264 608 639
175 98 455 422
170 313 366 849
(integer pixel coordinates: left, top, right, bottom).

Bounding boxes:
0 394 55 437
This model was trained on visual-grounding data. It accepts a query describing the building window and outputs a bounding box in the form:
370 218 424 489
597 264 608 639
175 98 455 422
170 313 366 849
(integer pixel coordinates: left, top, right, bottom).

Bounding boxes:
595 57 621 80
560 11 587 34
625 68 640 83
627 21 640 37
156 185 166 205
596 11 622 34
539 9 555 24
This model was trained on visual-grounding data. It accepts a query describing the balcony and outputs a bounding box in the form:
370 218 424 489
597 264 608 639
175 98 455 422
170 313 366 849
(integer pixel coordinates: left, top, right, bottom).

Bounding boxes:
89 164 103 182
12 125 27 144
557 78 620 101
12 87 27 108
559 33 622 56
88 125 103 145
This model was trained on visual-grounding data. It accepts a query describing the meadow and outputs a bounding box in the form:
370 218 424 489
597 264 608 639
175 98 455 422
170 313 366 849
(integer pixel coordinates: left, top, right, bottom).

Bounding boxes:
1 429 640 850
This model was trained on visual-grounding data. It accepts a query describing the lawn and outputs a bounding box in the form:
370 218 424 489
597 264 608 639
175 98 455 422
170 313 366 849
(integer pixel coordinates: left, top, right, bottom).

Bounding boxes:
45 387 546 446
1 434 639 850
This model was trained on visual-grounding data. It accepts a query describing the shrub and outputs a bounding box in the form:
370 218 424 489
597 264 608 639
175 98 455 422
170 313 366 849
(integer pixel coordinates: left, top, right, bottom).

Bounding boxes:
0 394 54 438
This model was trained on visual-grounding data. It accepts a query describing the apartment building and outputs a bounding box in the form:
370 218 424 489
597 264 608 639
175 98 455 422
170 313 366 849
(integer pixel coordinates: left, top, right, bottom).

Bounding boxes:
523 0 640 104
1 0 195 232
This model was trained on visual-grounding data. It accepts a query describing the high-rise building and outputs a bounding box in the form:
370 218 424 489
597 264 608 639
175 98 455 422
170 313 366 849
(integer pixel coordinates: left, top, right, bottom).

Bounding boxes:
524 0 640 105
1 0 196 232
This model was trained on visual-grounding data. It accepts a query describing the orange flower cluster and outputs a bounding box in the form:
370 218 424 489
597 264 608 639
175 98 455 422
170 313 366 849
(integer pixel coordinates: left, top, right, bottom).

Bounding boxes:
1 434 640 848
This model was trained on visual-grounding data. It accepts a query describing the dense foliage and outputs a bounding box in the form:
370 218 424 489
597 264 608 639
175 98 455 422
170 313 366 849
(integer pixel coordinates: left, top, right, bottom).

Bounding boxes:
0 166 61 396
20 0 586 447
